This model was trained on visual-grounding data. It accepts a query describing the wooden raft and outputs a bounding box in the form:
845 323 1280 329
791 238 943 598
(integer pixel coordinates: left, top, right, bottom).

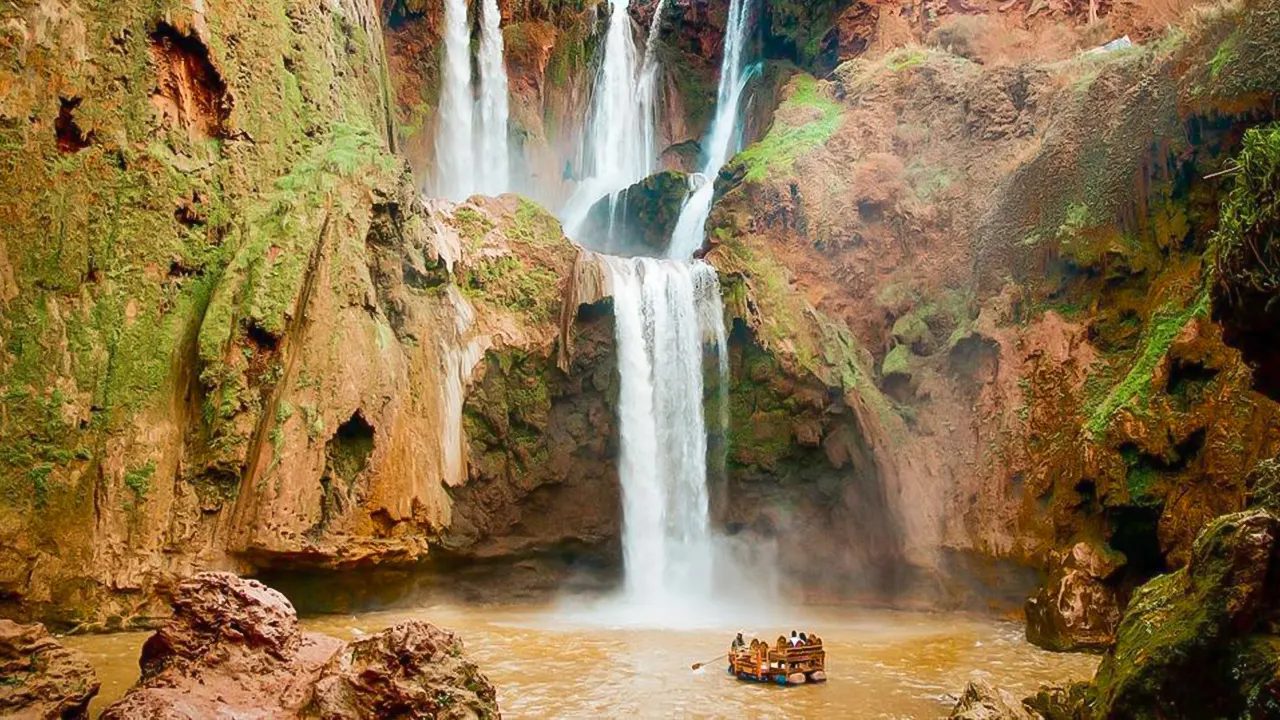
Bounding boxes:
728 636 828 686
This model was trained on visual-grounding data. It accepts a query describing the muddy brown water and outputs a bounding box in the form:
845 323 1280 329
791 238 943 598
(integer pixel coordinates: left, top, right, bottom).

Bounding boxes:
66 603 1098 718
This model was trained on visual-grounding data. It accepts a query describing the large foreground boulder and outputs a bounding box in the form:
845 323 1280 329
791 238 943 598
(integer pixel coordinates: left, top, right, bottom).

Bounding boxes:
952 508 1280 719
102 572 500 719
1091 509 1280 718
306 621 498 718
0 620 99 719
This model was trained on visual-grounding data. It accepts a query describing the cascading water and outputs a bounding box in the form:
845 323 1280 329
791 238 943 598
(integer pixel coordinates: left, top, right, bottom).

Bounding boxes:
666 0 758 259
559 0 655 236
432 0 510 200
477 0 511 195
637 0 671 169
555 0 767 620
434 0 476 201
606 257 726 608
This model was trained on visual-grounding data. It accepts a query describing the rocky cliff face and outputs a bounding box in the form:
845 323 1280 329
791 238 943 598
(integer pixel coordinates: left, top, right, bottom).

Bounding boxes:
3 0 1279 651
0 0 619 628
703 0 1280 617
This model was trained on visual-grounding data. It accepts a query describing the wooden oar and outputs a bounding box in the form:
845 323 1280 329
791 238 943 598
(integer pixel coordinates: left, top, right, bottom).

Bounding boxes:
691 654 726 670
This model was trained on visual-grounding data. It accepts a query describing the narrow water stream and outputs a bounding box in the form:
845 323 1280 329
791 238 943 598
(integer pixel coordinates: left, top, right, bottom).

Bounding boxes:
66 604 1098 718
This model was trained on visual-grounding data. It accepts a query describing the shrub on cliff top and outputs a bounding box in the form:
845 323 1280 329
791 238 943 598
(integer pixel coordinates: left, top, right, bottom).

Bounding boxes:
1211 123 1280 296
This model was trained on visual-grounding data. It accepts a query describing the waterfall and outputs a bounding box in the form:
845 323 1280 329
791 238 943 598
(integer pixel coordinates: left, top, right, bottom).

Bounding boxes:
638 0 671 170
666 0 758 259
554 0 770 618
477 0 510 195
434 0 476 201
607 257 726 606
559 0 655 236
432 0 510 200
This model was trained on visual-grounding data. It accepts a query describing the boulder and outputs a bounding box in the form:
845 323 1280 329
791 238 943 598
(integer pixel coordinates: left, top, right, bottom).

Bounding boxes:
1091 509 1280 718
101 572 340 719
948 679 1038 720
1025 542 1124 652
1025 569 1121 652
0 620 99 719
102 572 500 719
580 170 690 256
1022 682 1093 720
305 621 499 719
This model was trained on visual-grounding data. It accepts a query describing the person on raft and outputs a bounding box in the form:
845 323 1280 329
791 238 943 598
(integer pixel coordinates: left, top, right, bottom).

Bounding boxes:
731 632 746 651
790 631 801 647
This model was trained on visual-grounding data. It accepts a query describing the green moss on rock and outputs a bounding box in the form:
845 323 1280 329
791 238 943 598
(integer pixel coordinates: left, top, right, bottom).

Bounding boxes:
1087 292 1209 435
1092 509 1280 719
1211 123 1280 295
734 75 844 183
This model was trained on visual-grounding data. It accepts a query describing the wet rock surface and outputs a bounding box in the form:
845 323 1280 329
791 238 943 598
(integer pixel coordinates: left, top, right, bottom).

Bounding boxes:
0 619 99 719
948 679 1037 720
101 572 499 719
307 621 499 719
1090 509 1280 718
1024 543 1124 652
580 170 691 256
959 506 1280 719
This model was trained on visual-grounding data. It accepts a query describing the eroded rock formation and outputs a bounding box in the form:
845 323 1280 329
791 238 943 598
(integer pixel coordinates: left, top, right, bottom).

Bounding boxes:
0 619 99 719
0 0 619 628
101 572 499 719
952 498 1280 718
703 0 1280 622
3 0 1280 674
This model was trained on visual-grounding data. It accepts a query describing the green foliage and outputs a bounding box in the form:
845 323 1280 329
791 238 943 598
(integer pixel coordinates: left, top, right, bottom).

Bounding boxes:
124 462 156 500
1208 32 1238 80
1087 292 1210 435
26 465 52 508
461 256 560 322
891 307 933 348
452 207 496 248
881 344 911 377
735 75 844 183
463 349 552 474
508 198 562 246
1057 202 1093 239
765 0 852 68
1211 123 1280 294
884 47 927 72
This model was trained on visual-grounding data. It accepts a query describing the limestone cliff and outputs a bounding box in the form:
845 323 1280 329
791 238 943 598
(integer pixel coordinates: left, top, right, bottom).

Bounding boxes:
0 0 617 628
704 0 1280 622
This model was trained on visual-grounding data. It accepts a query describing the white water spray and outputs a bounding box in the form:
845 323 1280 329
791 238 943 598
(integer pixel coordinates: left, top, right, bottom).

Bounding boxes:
638 0 671 170
607 257 726 607
667 0 758 259
560 0 657 236
477 0 511 195
555 0 774 620
434 0 476 201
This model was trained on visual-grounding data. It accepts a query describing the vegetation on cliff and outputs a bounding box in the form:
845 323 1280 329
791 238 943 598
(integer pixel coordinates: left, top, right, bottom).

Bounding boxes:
1212 123 1280 296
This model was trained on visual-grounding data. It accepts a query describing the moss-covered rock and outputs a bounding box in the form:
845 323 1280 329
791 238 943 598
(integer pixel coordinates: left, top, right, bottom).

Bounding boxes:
1092 509 1280 718
580 170 690 256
